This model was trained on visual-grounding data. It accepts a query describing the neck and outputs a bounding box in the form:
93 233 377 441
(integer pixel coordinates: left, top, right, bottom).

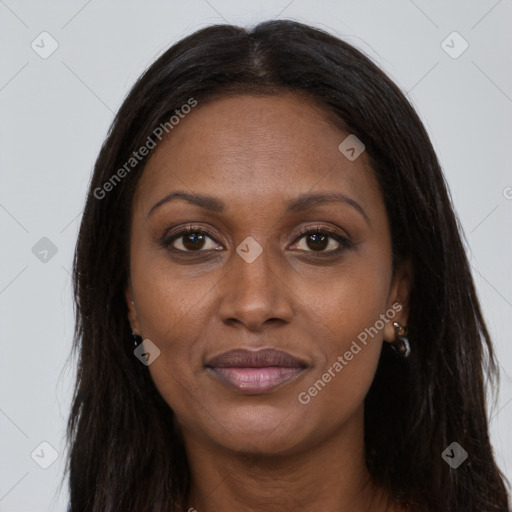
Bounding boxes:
182 406 395 512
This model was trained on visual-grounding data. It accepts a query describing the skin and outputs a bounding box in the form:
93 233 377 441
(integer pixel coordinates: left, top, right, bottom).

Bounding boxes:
125 92 412 512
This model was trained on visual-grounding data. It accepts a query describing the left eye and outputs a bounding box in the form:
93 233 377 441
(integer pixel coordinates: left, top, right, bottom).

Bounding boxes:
291 228 349 253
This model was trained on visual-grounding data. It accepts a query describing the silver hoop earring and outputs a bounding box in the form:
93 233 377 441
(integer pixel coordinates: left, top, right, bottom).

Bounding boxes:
391 322 411 358
132 331 142 347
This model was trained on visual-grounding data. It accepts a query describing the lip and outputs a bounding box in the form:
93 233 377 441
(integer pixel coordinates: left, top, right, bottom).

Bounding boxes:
205 348 309 394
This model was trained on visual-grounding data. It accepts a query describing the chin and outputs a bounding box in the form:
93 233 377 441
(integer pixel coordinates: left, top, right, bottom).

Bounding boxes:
201 405 315 455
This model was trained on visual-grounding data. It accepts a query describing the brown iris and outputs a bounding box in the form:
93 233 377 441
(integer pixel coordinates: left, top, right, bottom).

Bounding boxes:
305 233 328 251
182 232 207 251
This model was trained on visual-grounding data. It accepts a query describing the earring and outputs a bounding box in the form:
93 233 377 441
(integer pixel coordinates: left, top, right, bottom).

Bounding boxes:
391 322 411 358
132 331 142 347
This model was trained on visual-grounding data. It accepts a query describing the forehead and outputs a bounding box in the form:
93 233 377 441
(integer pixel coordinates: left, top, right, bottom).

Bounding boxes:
134 93 381 217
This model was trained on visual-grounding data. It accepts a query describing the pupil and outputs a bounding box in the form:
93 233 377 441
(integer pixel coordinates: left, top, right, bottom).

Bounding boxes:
308 233 327 251
184 233 204 250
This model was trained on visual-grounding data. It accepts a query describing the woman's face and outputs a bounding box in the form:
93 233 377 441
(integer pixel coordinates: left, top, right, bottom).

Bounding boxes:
126 92 410 456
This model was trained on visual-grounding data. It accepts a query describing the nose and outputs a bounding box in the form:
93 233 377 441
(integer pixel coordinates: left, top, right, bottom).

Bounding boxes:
217 241 294 331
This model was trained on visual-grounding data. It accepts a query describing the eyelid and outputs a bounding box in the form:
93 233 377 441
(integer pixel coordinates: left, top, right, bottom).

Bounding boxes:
292 224 351 243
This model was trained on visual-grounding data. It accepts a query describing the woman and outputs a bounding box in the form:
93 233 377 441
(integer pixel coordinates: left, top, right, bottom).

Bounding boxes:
65 19 511 511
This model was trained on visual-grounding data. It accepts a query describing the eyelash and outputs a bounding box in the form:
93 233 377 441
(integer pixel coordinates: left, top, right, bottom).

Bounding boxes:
160 224 353 255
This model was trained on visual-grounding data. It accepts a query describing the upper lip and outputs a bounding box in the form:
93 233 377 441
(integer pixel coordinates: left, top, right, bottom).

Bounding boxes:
205 348 309 369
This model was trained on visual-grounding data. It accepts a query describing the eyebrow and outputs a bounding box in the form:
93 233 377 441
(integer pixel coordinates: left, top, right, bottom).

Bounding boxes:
286 192 370 226
147 190 370 226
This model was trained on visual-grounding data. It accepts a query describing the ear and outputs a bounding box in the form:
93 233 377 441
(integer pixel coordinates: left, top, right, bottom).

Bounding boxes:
125 282 141 335
383 259 413 344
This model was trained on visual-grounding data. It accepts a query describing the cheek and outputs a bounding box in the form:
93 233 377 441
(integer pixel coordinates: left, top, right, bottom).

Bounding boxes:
300 252 391 348
129 258 213 395
130 245 214 339
294 254 390 411
294 309 384 438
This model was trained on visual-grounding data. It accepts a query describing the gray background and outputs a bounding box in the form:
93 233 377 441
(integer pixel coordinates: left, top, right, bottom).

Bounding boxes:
1 0 511 510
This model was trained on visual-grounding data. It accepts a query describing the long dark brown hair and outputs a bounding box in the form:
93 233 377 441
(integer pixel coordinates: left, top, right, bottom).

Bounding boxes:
64 19 511 511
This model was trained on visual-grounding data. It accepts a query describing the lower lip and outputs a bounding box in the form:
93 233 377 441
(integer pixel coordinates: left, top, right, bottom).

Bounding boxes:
208 366 306 394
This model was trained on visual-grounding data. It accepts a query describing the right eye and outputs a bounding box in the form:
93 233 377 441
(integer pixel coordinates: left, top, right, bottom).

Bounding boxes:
160 225 224 252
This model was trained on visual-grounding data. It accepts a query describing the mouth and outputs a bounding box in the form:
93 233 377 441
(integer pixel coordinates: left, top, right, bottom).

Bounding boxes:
204 348 309 395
